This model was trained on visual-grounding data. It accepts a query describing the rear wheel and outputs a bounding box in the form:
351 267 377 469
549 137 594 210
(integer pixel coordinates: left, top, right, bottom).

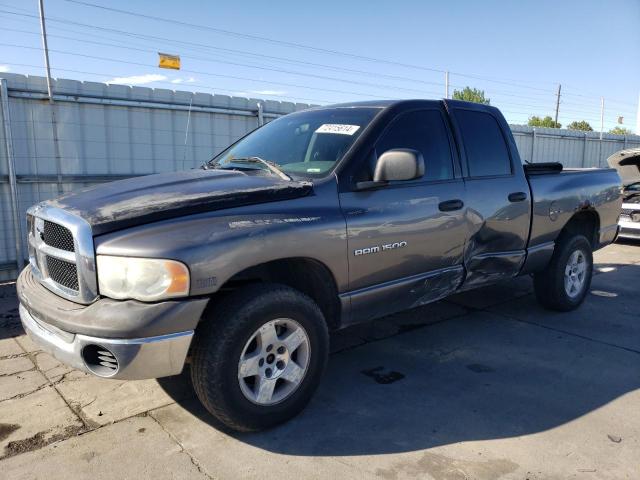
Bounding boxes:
534 234 593 311
190 283 329 432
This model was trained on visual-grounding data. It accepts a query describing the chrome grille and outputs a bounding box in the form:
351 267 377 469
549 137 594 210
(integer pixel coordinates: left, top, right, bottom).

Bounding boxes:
43 220 75 252
26 204 98 304
26 214 37 269
46 255 79 291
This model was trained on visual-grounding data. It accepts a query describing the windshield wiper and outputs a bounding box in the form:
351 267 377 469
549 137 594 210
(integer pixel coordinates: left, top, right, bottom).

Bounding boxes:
222 156 292 180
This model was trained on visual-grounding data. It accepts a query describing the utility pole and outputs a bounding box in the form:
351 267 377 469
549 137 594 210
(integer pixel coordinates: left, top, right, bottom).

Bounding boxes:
600 97 604 140
445 71 449 99
38 0 54 103
554 84 561 126
598 96 605 166
38 0 63 194
636 92 640 135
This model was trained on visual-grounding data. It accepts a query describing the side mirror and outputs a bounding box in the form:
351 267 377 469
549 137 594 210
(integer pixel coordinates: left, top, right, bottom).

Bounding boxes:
355 149 424 190
374 149 424 181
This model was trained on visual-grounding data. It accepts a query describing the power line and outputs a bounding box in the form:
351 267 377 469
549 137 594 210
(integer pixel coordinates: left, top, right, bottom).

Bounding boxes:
2 48 628 126
561 90 637 109
1 24 448 90
560 83 638 108
2 5 635 125
2 42 621 124
35 14 584 104
61 0 446 71
59 0 584 96
9 17 631 115
4 40 605 118
2 44 442 101
449 71 553 94
4 20 591 109
7 20 632 113
2 4 637 112
0 24 445 96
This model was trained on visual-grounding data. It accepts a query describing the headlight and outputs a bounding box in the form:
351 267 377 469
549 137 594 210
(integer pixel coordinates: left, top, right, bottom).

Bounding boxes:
97 256 190 301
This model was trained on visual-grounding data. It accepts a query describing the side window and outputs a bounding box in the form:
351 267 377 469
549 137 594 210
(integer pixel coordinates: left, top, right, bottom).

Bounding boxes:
375 110 455 182
454 110 512 177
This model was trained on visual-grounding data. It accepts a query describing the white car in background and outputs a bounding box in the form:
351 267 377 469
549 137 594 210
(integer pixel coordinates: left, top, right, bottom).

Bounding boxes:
608 148 640 240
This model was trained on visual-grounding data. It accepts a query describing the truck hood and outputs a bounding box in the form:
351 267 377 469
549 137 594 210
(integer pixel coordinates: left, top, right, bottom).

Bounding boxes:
607 148 640 187
47 169 313 235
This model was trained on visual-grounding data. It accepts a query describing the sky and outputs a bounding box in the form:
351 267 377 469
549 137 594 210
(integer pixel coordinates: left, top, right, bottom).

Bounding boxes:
0 0 639 131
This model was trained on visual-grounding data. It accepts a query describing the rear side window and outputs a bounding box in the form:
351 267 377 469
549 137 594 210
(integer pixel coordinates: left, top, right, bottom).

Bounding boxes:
455 110 512 177
376 109 454 182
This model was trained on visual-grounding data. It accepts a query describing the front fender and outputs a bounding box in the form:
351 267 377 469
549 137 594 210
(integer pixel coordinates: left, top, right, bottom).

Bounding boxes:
94 181 348 296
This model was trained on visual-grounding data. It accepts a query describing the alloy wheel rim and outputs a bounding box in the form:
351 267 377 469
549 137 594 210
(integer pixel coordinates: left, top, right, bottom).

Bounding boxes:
564 249 587 298
237 318 310 406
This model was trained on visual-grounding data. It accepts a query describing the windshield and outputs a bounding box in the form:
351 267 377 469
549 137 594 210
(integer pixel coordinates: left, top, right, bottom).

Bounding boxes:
208 107 380 177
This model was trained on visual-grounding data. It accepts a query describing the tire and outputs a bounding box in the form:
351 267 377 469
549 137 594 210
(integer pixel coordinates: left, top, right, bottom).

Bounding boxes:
533 234 593 311
190 283 329 432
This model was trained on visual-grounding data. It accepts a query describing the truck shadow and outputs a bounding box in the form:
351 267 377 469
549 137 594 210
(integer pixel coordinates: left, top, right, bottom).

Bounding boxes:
0 283 20 341
158 261 640 456
615 237 640 247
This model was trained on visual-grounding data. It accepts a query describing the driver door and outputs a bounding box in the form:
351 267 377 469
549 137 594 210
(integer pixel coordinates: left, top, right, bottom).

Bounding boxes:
339 107 468 325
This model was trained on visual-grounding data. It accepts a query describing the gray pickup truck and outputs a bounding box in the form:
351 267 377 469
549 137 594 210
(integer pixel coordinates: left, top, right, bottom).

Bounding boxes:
18 99 621 431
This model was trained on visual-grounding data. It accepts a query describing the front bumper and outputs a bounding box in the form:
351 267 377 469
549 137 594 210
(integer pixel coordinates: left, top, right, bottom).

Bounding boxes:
618 212 640 239
19 303 193 379
618 204 640 240
17 267 209 339
17 267 208 379
618 222 640 239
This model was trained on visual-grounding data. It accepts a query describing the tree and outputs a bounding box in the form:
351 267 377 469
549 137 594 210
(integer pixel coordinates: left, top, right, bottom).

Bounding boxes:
567 120 593 131
452 87 490 105
528 115 561 128
609 126 633 135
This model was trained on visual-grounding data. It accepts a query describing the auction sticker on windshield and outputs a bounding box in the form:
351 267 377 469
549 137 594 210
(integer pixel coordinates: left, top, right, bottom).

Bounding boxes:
315 124 360 135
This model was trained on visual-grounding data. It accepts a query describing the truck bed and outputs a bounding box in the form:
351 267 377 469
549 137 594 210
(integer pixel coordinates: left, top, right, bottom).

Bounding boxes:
526 167 621 248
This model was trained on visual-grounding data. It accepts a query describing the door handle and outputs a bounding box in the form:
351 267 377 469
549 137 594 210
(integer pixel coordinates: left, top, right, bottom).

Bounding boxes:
438 199 464 212
508 192 527 202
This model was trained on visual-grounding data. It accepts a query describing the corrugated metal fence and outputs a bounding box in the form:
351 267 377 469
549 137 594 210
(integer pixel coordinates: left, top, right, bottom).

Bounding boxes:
0 73 313 280
2 73 639 280
510 125 640 168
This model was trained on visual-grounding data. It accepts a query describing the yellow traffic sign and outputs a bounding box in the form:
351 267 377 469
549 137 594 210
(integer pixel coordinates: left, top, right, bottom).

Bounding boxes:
158 52 180 70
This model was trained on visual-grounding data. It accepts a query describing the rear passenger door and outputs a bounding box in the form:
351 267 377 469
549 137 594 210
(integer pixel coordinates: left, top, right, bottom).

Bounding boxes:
447 104 531 289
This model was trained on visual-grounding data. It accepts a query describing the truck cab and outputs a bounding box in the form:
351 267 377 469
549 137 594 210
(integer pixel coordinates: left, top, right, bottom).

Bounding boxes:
338 100 533 322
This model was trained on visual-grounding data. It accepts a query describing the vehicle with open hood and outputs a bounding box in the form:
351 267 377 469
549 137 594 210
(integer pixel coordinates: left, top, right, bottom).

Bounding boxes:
17 99 622 431
608 148 640 240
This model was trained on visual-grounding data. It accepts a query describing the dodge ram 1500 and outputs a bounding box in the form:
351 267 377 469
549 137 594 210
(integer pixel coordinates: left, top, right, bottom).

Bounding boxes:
18 99 621 431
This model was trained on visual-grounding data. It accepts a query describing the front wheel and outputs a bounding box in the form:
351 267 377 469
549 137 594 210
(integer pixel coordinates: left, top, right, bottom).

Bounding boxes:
534 234 593 311
190 283 329 432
